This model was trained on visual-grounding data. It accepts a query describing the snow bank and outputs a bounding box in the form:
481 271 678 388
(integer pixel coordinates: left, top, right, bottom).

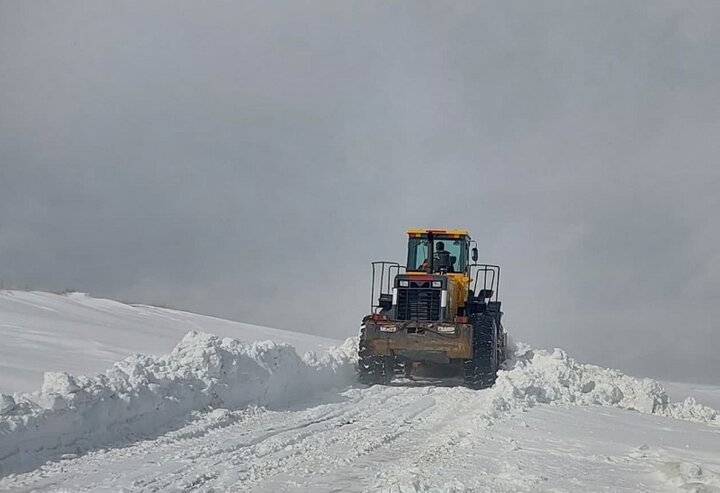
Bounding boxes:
0 331 357 477
481 343 719 425
1 332 716 478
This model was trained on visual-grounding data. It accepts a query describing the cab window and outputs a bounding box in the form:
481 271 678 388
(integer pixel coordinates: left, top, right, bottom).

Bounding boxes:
407 237 467 272
407 239 430 271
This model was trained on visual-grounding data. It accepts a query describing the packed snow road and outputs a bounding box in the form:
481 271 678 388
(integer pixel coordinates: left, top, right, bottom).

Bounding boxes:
3 383 720 492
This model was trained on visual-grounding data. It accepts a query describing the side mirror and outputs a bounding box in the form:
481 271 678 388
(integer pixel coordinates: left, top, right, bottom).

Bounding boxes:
471 247 478 262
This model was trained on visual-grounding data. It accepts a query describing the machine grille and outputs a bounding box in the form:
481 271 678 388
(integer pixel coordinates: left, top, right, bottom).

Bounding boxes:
396 282 441 322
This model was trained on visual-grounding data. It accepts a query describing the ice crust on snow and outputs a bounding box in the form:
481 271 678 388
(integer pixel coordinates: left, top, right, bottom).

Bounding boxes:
0 333 717 478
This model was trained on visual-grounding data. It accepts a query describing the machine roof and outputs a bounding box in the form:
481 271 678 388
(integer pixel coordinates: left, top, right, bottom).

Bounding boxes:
406 228 470 237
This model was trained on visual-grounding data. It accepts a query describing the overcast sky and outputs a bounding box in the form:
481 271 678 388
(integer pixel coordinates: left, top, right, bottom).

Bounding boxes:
2 1 719 383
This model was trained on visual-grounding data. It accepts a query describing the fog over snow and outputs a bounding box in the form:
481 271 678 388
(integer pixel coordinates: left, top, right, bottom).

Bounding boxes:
1 1 720 383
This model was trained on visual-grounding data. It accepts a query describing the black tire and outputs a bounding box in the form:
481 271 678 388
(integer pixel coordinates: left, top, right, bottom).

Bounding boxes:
463 313 498 389
496 324 506 369
358 324 392 385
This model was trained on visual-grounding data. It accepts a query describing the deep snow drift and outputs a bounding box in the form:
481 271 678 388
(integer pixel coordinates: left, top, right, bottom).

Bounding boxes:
0 331 357 476
0 290 339 393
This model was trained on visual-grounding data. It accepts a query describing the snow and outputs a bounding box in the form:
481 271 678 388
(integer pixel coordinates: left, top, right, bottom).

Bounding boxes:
0 291 719 492
662 380 720 410
0 331 356 477
487 342 719 424
0 290 339 393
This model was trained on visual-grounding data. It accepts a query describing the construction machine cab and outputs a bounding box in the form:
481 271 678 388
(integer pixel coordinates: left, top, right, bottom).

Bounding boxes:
406 229 471 274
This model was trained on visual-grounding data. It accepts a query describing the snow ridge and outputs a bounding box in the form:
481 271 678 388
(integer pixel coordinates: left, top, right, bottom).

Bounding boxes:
486 342 719 424
0 331 356 477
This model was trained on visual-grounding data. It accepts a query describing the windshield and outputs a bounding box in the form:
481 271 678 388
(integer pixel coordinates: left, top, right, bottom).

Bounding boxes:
407 237 467 273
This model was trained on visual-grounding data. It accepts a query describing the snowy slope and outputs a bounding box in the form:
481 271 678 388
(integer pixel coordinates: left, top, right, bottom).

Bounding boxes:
1 292 719 492
0 290 339 393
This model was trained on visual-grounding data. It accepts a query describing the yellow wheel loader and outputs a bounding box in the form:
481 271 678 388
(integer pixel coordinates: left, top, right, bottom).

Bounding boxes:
359 229 507 389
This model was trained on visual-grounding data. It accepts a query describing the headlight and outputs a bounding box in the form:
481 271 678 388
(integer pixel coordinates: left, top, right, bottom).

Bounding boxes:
399 280 409 287
437 325 456 334
379 325 398 333
432 280 442 288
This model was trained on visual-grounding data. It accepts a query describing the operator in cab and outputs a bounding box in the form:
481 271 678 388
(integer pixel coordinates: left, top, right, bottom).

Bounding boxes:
419 241 455 272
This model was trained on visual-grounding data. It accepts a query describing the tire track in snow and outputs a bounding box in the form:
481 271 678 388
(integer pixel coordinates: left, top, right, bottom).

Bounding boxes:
241 385 470 492
175 386 442 491
0 386 441 492
3 383 719 493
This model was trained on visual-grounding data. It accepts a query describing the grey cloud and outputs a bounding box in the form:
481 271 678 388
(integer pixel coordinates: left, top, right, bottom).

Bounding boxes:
1 1 720 383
